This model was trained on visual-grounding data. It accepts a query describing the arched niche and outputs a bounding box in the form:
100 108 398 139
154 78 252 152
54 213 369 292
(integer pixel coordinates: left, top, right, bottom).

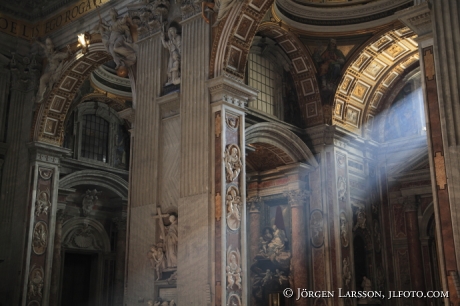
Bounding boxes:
32 42 135 147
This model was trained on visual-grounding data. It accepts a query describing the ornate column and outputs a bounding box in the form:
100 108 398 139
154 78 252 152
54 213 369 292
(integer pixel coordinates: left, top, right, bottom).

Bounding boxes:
404 196 426 306
247 196 263 261
22 143 70 306
285 190 309 306
208 75 257 306
113 216 127 306
398 2 460 303
49 210 65 306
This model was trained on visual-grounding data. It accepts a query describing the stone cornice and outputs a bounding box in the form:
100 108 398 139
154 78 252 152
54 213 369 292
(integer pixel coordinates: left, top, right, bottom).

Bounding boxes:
396 1 432 40
207 75 259 110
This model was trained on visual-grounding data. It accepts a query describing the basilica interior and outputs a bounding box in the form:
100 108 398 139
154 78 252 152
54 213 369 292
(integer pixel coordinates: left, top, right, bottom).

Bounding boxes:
0 0 459 305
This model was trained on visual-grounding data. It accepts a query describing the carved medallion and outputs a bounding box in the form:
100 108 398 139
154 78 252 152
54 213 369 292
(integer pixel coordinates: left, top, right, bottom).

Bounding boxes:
28 265 44 300
227 294 241 306
340 212 349 248
35 189 51 216
226 186 242 231
33 221 48 255
224 144 242 183
226 245 242 290
310 210 324 248
225 114 239 130
38 168 53 180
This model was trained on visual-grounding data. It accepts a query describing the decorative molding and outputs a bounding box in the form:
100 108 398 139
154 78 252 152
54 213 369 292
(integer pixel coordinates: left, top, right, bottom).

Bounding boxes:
396 2 432 39
284 190 308 208
207 75 258 108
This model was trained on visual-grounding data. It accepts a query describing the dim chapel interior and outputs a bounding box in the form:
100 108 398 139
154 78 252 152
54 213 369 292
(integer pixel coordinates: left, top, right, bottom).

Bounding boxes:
0 0 458 305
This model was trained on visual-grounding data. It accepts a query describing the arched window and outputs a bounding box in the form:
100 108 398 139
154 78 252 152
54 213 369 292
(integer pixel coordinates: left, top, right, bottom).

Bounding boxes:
63 102 130 170
81 114 110 162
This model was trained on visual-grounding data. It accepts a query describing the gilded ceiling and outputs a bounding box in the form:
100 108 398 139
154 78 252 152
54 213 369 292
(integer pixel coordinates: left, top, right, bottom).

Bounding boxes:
0 0 78 21
333 26 419 135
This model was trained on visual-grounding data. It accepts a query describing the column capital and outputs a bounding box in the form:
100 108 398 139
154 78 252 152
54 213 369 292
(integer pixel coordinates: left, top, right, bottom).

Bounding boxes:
207 75 258 110
284 190 309 208
27 141 72 165
396 2 432 41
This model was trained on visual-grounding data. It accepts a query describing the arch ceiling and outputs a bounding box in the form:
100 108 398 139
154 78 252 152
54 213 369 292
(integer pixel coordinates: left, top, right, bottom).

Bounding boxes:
246 122 318 170
332 26 419 136
32 42 133 146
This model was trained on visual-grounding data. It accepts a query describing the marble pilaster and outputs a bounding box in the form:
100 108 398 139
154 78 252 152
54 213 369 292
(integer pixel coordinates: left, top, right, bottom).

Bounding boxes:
404 196 426 306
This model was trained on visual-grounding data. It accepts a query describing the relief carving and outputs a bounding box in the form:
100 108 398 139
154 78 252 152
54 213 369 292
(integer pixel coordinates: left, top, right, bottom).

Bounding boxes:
128 0 170 38
28 266 44 300
35 190 51 216
226 246 242 290
340 212 349 247
342 257 352 289
353 205 367 231
337 176 347 201
310 210 324 248
81 189 101 216
226 186 242 231
225 114 239 130
202 0 242 27
224 144 242 182
64 223 103 250
32 221 48 255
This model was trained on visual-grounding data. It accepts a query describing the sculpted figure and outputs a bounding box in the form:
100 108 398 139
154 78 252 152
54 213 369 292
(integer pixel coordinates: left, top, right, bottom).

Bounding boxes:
226 248 242 289
313 38 345 91
35 37 71 103
224 145 242 182
160 214 178 268
148 244 166 280
353 207 366 231
96 8 137 71
82 189 101 216
161 26 181 85
226 187 242 230
35 191 51 216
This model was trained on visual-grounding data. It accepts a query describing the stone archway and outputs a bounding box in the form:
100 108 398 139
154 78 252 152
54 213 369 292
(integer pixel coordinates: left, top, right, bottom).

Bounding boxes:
210 0 274 80
32 42 135 146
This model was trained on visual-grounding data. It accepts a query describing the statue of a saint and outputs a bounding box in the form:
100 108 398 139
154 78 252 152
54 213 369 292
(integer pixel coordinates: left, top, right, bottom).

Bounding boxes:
159 214 178 268
35 38 71 103
161 26 181 86
96 8 137 71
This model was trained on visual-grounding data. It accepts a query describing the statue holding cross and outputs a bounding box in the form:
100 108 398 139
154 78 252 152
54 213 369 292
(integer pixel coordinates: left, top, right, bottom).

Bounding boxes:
153 207 178 269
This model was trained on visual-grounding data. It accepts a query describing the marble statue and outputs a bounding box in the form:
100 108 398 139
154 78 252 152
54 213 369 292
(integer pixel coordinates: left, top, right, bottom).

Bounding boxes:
159 214 178 268
35 37 71 103
96 8 137 71
148 244 166 280
161 26 181 85
224 144 242 182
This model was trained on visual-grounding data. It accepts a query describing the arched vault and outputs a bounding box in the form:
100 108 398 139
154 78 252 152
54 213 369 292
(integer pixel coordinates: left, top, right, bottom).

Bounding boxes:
332 26 419 136
246 122 318 171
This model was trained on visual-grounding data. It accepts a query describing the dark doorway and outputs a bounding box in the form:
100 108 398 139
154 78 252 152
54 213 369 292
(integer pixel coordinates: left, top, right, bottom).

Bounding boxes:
61 252 98 306
353 236 367 290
